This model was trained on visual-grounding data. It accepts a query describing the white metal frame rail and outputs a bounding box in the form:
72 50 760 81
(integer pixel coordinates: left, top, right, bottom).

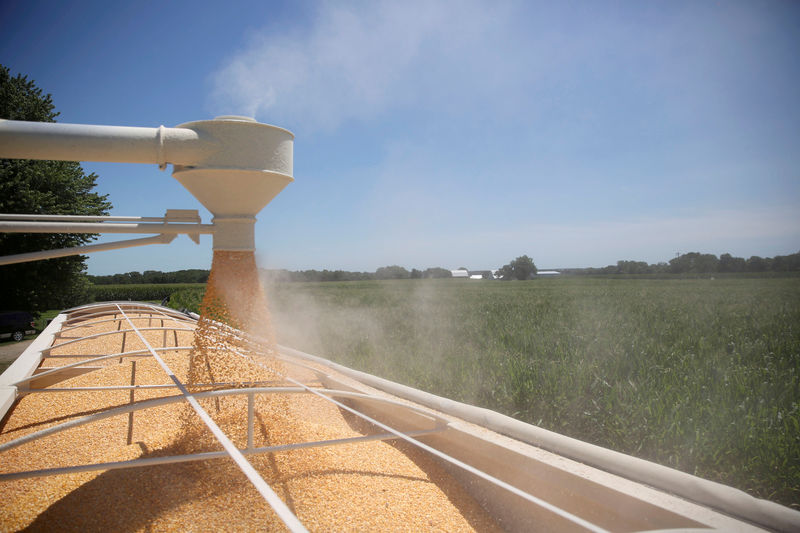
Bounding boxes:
0 301 613 533
0 210 214 266
113 304 308 532
0 116 295 253
226 332 611 533
0 387 448 480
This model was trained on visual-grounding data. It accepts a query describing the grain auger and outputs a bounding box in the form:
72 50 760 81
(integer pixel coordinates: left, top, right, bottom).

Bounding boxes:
0 115 294 264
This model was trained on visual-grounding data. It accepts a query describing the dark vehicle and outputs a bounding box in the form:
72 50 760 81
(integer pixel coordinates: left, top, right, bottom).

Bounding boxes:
0 311 37 342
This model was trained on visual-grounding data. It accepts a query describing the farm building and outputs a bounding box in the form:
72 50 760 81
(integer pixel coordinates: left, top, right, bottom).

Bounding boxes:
537 270 561 276
451 269 497 280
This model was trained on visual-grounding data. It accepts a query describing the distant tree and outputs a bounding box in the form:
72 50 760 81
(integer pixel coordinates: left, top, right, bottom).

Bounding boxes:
770 252 800 272
260 269 291 283
616 260 650 275
771 256 788 272
543 251 799 276
719 253 746 273
498 255 537 280
668 252 719 274
143 270 166 284
0 65 111 313
375 265 410 279
287 269 374 282
319 270 341 282
410 268 422 279
423 267 452 279
87 269 208 285
652 262 669 274
497 264 513 280
695 253 720 273
175 269 210 283
291 269 321 282
783 251 800 271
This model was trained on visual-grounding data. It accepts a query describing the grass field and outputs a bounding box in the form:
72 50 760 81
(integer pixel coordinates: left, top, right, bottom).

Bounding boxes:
264 276 800 507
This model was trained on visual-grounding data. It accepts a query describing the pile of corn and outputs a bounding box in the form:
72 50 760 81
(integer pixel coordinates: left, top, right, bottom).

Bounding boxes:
0 251 500 531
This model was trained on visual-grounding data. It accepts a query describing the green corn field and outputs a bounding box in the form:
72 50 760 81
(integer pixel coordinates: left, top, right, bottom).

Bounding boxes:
264 276 800 507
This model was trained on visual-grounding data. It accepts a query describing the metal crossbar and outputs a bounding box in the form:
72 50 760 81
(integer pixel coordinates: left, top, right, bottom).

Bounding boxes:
60 303 192 326
1 302 613 533
60 314 193 333
0 387 447 456
21 380 288 393
158 311 611 531
112 304 308 533
0 427 444 482
232 334 611 533
11 347 194 387
42 326 194 354
66 302 188 313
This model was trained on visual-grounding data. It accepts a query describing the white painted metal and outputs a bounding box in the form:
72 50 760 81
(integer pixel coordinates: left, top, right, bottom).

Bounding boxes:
0 314 66 415
0 210 201 223
0 210 211 264
113 304 308 533
61 302 193 325
0 387 448 455
247 391 255 450
0 116 294 251
172 117 293 251
0 427 446 482
234 345 611 533
24 380 287 393
0 120 205 164
10 347 194 388
0 220 214 234
0 234 176 266
59 314 191 333
38 326 194 355
0 214 171 222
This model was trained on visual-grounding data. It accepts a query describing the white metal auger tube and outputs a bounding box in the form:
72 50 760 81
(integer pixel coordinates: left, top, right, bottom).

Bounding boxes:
0 115 294 252
0 120 208 165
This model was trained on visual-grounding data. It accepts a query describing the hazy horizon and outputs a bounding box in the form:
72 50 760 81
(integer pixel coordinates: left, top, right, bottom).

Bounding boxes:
84 248 800 277
2 1 798 276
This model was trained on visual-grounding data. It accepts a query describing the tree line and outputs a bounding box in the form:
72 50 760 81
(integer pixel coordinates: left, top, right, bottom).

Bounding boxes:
88 251 800 287
90 266 455 285
255 266 454 282
88 269 210 285
570 251 800 276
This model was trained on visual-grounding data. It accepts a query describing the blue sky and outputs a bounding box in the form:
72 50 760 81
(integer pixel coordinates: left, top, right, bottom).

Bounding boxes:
1 0 798 274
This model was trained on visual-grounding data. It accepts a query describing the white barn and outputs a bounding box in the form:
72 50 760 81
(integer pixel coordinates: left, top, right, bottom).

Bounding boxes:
537 270 561 276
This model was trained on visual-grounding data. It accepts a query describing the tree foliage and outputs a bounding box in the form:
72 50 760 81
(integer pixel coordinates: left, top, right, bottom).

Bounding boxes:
423 267 452 279
375 265 410 280
498 255 537 280
668 252 719 274
89 284 201 303
0 65 112 313
88 269 210 285
570 251 800 276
